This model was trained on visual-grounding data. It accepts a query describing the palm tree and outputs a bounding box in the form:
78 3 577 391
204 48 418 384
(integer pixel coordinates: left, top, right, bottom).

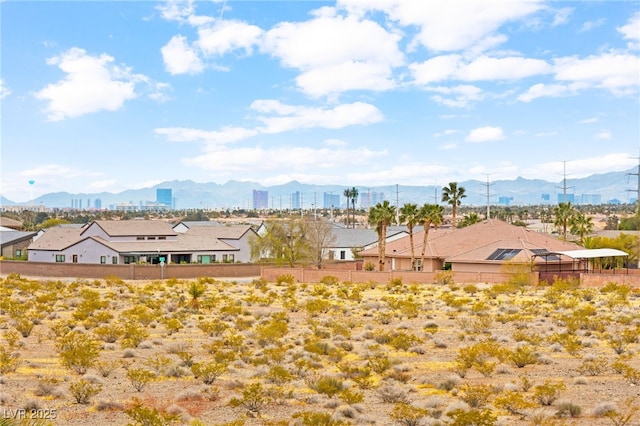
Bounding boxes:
350 187 359 229
418 203 444 271
553 202 575 241
368 200 396 271
399 203 419 270
569 211 594 243
441 182 466 227
458 212 482 228
343 188 351 228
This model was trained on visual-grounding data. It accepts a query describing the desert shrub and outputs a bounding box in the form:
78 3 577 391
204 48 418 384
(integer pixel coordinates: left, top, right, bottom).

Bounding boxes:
229 382 270 417
509 345 539 368
622 365 640 385
163 318 184 335
305 298 332 317
13 317 35 338
434 270 454 285
0 346 19 374
198 319 228 337
600 398 639 426
34 377 62 397
493 390 536 416
376 382 410 404
265 365 292 385
94 360 120 378
389 402 429 426
446 408 497 426
276 274 295 285
124 398 181 425
69 379 102 404
577 356 608 376
126 368 156 392
120 321 149 349
188 281 207 309
533 380 566 406
145 354 174 376
338 362 373 389
308 375 345 398
457 384 494 408
366 350 393 374
255 317 288 346
191 362 228 385
556 401 582 418
339 388 364 405
292 411 350 425
320 275 340 286
57 331 100 374
93 323 124 343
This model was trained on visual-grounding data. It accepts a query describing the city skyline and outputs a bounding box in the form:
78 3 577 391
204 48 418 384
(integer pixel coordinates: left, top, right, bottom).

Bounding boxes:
2 1 639 203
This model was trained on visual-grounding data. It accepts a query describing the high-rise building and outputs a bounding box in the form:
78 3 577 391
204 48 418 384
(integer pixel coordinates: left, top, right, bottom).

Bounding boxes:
156 188 172 207
253 190 269 209
291 191 301 210
558 193 575 203
323 192 340 209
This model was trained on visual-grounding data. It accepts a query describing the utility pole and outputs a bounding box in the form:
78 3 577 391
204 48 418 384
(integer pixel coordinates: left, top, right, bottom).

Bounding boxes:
556 161 573 203
482 173 495 219
626 149 640 214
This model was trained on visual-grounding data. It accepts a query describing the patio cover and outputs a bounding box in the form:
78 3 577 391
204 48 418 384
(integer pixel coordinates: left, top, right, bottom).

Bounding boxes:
551 248 628 259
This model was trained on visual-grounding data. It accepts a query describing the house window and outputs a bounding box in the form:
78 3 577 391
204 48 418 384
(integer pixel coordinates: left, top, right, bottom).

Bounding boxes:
228 254 234 263
137 237 145 240
340 250 346 260
15 249 22 257
55 255 65 263
124 256 136 264
158 236 166 240
100 256 106 264
112 257 118 264
223 254 228 262
198 255 212 264
147 237 156 240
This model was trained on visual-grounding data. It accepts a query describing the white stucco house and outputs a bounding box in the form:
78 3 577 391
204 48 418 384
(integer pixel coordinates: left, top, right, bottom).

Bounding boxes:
28 220 258 264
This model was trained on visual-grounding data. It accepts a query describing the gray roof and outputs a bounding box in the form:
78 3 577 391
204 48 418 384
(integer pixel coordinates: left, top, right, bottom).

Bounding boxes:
184 224 255 240
330 228 408 248
175 221 224 229
84 220 177 237
0 230 37 247
28 227 84 250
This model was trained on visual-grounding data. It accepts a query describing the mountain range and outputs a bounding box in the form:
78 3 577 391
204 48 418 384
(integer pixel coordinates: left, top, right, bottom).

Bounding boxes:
2 168 638 210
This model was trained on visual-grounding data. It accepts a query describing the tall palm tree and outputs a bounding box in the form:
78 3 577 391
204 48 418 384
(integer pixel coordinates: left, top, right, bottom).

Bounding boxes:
569 211 593 243
441 182 466 227
368 200 396 271
418 203 444 270
554 202 575 241
350 187 359 229
399 203 419 270
343 188 351 228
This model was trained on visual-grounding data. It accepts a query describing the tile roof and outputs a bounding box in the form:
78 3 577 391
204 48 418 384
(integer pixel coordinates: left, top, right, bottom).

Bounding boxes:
184 224 254 240
83 220 177 237
28 226 85 251
360 219 582 259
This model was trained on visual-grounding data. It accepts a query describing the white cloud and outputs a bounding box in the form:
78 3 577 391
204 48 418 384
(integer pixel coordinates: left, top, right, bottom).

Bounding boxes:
262 13 403 97
157 101 383 149
523 154 637 179
182 145 387 174
428 85 484 108
348 163 451 186
517 82 582 102
196 20 263 56
618 12 640 49
411 55 551 85
466 126 505 143
0 79 10 99
553 53 640 96
594 130 612 140
580 18 605 32
250 100 384 133
339 0 544 52
34 48 168 121
161 35 203 75
580 117 599 124
433 129 459 137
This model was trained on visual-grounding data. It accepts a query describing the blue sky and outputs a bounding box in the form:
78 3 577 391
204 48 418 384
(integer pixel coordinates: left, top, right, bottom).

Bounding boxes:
1 0 639 203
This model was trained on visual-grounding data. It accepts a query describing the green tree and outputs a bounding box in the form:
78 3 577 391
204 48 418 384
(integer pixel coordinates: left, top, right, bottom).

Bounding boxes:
349 187 359 228
442 182 466 227
554 202 576 240
399 203 419 270
458 212 482 228
307 218 337 269
368 200 396 271
39 218 70 229
569 211 594 243
343 188 351 228
249 218 311 266
418 203 444 271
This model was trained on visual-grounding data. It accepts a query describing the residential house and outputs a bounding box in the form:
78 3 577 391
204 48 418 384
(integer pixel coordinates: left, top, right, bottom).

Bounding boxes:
0 227 37 259
27 220 257 265
327 226 409 262
359 219 584 273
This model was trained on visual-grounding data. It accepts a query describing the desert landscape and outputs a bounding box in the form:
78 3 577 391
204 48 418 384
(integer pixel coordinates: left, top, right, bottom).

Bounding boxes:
0 272 639 426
